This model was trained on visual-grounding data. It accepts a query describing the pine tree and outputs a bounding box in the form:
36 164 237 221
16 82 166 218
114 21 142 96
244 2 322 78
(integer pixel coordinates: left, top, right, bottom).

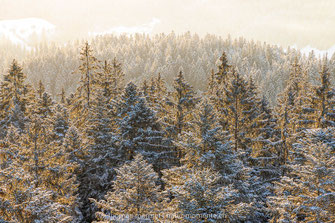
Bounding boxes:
52 104 70 143
58 88 66 104
146 73 169 126
163 163 256 223
91 154 167 222
0 119 78 222
294 68 315 133
63 126 86 169
36 80 45 99
21 111 78 219
214 51 231 86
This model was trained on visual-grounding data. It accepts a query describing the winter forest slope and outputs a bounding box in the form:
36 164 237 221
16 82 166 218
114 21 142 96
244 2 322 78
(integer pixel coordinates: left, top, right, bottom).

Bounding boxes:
1 33 335 106
1 34 335 222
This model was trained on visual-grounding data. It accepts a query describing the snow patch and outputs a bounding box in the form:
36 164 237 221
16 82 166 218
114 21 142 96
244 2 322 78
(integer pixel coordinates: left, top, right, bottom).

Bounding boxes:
0 18 56 48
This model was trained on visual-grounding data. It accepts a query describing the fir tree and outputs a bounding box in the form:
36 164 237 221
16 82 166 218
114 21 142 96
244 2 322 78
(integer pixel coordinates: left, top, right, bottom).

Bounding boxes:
178 100 228 170
0 121 78 222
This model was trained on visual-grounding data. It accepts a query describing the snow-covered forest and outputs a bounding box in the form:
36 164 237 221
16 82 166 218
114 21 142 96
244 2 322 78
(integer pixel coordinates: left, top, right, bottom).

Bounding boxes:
1 33 335 106
0 35 335 222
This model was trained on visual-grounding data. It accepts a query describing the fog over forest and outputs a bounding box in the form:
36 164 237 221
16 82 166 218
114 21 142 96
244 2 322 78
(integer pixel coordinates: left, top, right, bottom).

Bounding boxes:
1 0 335 50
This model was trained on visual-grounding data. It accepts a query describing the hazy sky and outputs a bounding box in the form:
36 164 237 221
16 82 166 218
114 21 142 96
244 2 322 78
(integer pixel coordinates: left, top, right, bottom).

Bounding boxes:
1 0 335 49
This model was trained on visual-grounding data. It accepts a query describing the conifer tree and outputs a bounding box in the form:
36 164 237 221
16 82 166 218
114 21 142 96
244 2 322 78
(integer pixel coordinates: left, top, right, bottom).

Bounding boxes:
79 92 117 222
0 118 78 222
168 168 238 222
165 71 198 137
52 104 70 143
252 96 281 181
313 58 335 128
276 59 308 167
58 88 66 104
97 58 125 101
118 82 175 170
214 51 231 86
91 154 167 222
63 126 86 169
269 129 335 223
208 52 231 130
178 100 228 170
222 69 258 154
146 73 169 123
294 68 315 133
70 42 99 128
21 110 78 219
0 60 34 135
37 80 45 99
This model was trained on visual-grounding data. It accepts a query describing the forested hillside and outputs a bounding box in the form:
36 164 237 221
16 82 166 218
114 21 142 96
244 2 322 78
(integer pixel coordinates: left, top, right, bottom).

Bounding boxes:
1 33 335 106
0 37 335 222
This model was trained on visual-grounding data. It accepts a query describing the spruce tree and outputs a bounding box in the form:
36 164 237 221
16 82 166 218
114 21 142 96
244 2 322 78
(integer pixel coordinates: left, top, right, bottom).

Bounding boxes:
118 82 175 171
165 71 198 137
313 58 335 128
178 100 228 170
269 129 335 222
97 58 124 101
91 154 167 222
222 69 258 154
70 42 99 128
0 60 34 136
0 118 78 222
208 52 231 131
252 96 281 181
276 59 308 167
79 92 117 222
168 168 237 222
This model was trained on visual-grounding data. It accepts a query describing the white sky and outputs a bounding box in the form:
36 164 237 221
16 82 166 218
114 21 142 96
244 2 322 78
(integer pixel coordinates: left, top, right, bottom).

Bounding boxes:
1 0 334 49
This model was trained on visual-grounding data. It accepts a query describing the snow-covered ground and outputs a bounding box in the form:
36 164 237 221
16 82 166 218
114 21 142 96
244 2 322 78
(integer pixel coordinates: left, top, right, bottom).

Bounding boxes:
0 18 55 48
